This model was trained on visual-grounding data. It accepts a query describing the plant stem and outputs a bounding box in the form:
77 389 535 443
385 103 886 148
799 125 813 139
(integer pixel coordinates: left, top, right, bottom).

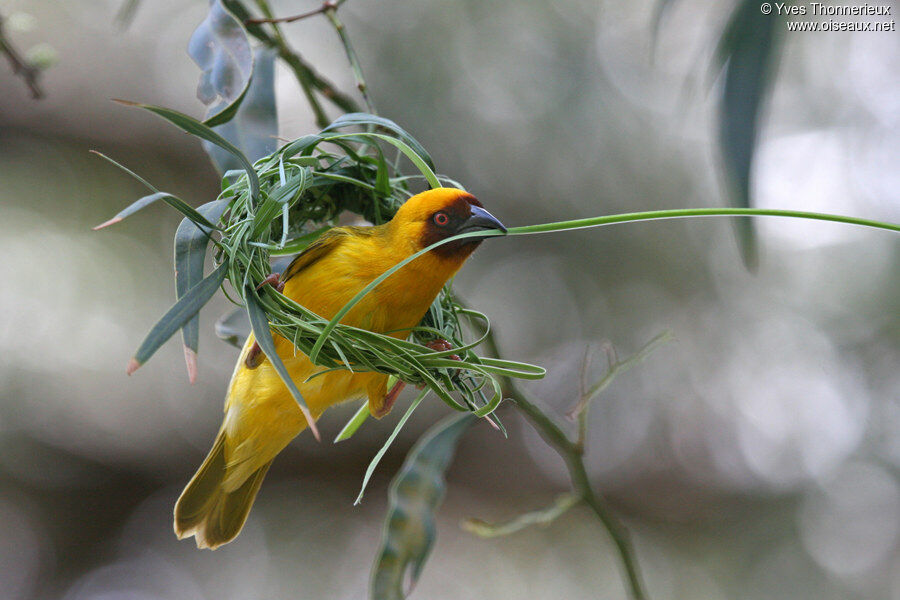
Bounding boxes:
480 329 648 600
506 207 900 236
226 0 361 126
0 13 43 99
251 0 329 127
246 0 345 25
323 3 377 114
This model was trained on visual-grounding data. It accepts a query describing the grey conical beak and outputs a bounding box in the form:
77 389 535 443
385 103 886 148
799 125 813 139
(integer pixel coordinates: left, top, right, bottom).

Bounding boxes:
456 206 507 238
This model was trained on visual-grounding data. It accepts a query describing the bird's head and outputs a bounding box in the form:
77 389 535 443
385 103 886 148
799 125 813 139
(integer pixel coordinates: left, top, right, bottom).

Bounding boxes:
389 188 506 261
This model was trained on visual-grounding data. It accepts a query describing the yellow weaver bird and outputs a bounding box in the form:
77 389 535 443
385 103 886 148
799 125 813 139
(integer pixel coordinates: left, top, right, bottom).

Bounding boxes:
174 187 505 549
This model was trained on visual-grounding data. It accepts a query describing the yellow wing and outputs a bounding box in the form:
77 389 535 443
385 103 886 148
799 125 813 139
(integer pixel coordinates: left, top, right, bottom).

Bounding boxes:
281 225 378 281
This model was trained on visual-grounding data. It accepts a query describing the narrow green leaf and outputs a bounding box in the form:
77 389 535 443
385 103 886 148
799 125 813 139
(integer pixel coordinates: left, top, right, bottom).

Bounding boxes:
322 132 440 189
279 134 324 159
334 400 370 443
717 0 781 271
90 152 221 231
270 226 329 256
175 199 229 382
503 209 900 236
371 413 475 600
355 388 428 505
127 263 227 374
113 100 259 199
92 191 170 230
244 286 320 441
324 112 435 170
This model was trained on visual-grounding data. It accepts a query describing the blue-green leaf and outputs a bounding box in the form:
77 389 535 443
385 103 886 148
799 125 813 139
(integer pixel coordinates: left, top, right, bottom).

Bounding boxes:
175 200 229 382
113 100 259 200
214 307 250 349
371 413 475 600
203 47 279 174
189 0 253 127
716 0 781 271
91 151 221 231
127 263 228 375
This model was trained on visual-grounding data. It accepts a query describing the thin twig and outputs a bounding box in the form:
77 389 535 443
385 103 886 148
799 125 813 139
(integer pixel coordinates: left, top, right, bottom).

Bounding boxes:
322 3 376 114
245 0 345 25
478 326 648 600
568 331 673 422
0 13 44 99
244 0 375 116
224 0 361 126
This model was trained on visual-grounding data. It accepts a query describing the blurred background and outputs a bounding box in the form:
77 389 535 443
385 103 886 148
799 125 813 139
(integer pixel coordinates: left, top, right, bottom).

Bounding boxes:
1 0 898 598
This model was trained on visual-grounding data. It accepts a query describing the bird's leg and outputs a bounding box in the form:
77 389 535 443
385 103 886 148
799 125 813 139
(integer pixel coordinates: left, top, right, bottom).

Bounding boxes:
371 379 406 418
245 273 286 369
424 338 461 382
256 273 285 293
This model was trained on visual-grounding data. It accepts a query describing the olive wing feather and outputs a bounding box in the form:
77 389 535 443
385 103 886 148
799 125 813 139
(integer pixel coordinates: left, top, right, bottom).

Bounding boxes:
281 226 376 281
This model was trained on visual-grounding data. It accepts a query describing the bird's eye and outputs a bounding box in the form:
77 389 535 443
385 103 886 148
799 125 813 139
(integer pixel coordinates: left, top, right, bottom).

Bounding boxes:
433 212 450 227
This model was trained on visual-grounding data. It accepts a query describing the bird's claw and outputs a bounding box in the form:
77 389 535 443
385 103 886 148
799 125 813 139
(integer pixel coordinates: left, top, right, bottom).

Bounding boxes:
372 379 406 418
425 338 461 378
256 273 285 293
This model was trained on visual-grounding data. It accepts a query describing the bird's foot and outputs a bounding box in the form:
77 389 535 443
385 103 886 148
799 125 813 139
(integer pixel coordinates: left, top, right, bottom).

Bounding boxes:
256 273 285 293
424 338 461 380
372 379 406 418
245 274 286 369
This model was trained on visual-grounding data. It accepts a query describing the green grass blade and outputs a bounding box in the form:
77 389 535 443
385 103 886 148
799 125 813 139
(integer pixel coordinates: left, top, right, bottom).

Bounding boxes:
324 112 436 170
355 389 428 505
504 208 900 236
244 285 320 441
127 262 228 375
323 132 440 189
270 226 330 256
113 99 260 199
334 401 370 443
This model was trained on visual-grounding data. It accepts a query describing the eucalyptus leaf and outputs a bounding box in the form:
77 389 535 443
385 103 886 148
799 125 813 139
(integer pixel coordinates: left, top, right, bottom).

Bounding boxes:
214 307 250 349
189 0 253 127
371 413 475 600
128 263 228 374
175 200 229 382
114 100 259 200
716 0 781 271
203 47 278 174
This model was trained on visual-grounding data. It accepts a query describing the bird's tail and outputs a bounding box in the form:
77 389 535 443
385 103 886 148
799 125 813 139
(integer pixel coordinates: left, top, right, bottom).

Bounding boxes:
174 429 272 550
